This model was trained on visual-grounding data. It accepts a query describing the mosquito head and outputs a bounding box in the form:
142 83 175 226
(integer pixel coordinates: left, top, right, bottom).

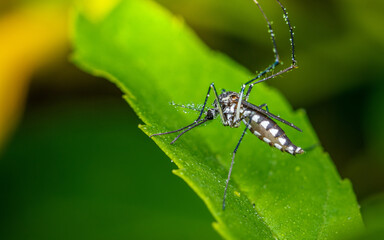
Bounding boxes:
218 91 240 106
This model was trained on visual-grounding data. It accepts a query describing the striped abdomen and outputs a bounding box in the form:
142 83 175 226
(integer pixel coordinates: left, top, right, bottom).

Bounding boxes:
243 113 304 155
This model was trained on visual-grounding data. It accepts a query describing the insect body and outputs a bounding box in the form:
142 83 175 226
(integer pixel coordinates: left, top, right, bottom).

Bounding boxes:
150 0 303 210
219 91 303 155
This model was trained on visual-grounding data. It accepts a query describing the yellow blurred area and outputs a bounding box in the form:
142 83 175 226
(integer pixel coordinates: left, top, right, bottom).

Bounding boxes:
76 0 120 22
0 4 68 151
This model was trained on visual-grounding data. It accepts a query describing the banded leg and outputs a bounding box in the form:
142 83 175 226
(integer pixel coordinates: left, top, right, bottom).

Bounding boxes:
236 0 280 118
245 64 296 99
244 0 298 100
222 117 252 210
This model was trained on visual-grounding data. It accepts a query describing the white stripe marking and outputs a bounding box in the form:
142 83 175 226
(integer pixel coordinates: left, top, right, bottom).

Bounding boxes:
261 121 269 129
263 137 271 143
230 104 236 113
278 137 286 145
254 130 261 136
270 128 278 136
274 143 282 150
252 114 260 123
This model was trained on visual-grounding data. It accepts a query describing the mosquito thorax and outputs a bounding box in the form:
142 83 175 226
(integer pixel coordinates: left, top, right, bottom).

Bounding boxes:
216 91 245 128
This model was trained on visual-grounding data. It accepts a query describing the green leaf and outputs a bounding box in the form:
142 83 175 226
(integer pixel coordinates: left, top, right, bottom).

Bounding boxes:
71 0 364 239
361 193 384 232
347 193 384 240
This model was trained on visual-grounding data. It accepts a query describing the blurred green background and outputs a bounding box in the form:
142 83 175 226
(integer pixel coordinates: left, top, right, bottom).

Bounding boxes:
0 0 383 239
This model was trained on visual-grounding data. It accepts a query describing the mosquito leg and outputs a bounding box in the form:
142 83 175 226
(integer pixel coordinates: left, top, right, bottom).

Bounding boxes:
245 0 298 100
190 82 225 123
243 0 280 102
258 103 267 108
150 121 201 138
150 83 212 138
222 117 252 210
245 65 296 97
209 83 226 125
195 83 214 121
237 4 278 109
198 82 225 125
276 0 296 66
170 118 208 144
259 103 269 112
235 84 245 123
150 83 225 141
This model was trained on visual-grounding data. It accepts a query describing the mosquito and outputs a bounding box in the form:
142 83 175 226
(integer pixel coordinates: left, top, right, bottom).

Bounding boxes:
150 0 303 210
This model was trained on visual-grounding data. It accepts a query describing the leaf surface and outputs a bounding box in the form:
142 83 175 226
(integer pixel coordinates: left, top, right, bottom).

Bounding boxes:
71 0 364 239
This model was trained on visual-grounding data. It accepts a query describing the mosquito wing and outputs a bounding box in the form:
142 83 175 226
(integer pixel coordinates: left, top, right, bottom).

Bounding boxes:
242 101 302 132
